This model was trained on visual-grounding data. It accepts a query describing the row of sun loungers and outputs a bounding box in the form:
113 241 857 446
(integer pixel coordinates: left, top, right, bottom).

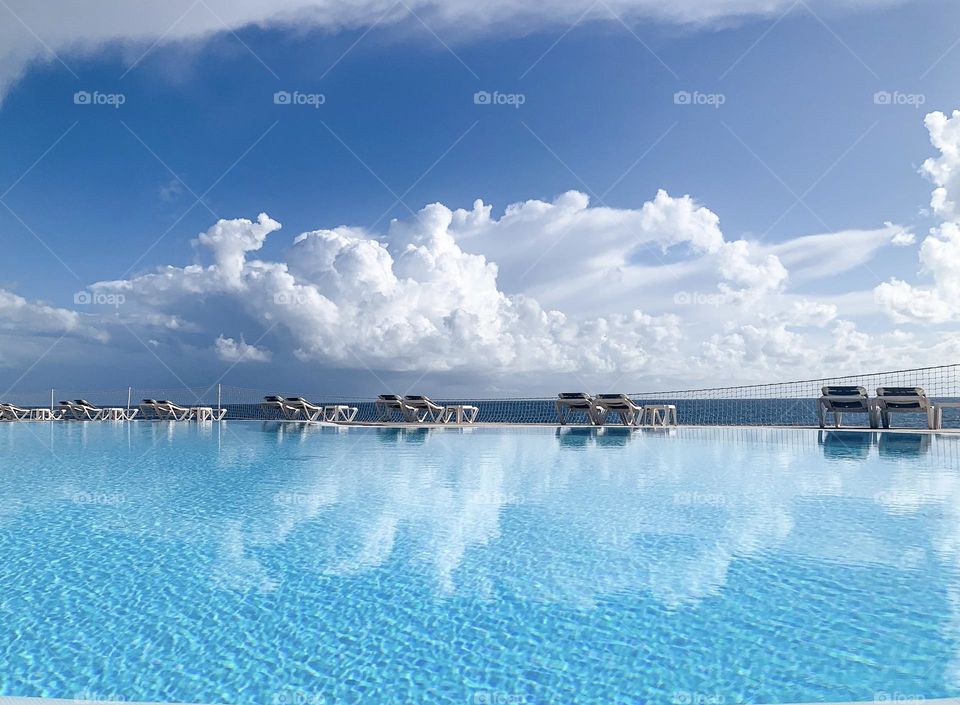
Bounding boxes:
817 386 939 429
0 399 225 422
262 396 359 423
555 393 677 427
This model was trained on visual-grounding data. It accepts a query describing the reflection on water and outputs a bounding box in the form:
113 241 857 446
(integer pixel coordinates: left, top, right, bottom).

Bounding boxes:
817 429 934 460
819 430 876 460
0 423 958 702
878 432 932 458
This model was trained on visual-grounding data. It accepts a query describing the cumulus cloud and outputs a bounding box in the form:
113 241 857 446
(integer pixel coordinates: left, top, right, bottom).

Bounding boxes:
88 189 804 377
875 110 960 323
0 288 106 342
0 0 913 103
214 335 272 363
78 172 935 384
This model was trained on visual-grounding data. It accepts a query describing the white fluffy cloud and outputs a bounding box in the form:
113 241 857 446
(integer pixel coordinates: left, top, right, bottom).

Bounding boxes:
77 173 933 384
0 0 913 103
94 197 706 375
214 335 272 363
875 110 960 323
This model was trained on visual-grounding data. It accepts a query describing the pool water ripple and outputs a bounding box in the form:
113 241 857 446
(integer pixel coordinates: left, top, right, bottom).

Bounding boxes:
0 423 957 703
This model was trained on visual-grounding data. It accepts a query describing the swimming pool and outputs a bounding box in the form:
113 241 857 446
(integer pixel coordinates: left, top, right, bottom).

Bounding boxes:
0 422 957 704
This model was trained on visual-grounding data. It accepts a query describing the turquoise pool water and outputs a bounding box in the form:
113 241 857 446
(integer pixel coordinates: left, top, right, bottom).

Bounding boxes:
0 422 957 704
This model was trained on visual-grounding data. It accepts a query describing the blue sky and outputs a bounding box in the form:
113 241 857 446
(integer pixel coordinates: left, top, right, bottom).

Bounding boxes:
1 0 959 396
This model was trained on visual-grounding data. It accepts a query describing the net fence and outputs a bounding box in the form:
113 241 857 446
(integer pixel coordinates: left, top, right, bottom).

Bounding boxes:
3 363 959 428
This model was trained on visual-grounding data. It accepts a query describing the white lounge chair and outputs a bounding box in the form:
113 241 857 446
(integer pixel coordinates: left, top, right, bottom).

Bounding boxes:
594 394 644 426
1 402 34 421
60 399 105 421
555 393 602 425
154 400 192 421
375 394 415 422
875 387 935 430
139 399 164 419
402 395 446 423
284 397 324 422
262 395 299 420
816 386 879 429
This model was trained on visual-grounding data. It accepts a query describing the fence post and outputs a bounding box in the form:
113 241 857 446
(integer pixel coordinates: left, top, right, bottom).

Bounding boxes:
217 384 222 413
127 386 132 412
50 389 54 412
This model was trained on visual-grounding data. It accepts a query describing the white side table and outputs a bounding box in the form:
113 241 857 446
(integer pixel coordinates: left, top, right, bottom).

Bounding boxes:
443 405 479 424
934 402 960 430
324 405 358 423
643 404 678 427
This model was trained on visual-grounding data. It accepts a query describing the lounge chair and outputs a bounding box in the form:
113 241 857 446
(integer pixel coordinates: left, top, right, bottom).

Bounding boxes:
60 399 105 421
875 387 935 429
816 386 878 429
262 395 298 420
594 394 643 426
139 399 164 419
375 394 415 422
402 395 445 423
0 402 34 421
284 397 324 422
154 400 192 421
555 393 602 425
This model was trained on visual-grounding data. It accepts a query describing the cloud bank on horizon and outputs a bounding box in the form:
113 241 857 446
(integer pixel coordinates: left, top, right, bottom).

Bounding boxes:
3 109 960 387
0 0 913 103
